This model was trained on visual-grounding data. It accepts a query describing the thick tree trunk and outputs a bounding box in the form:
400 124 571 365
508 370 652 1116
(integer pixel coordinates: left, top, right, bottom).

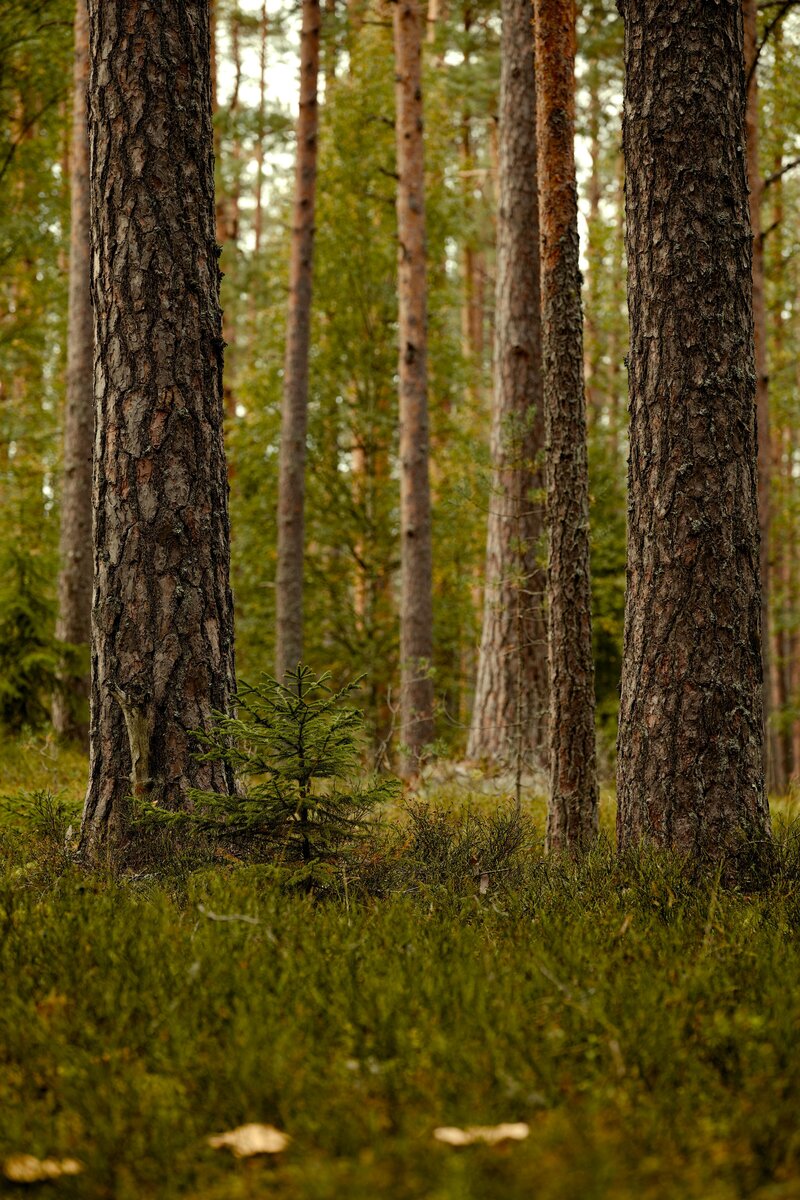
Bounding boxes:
80 0 236 856
53 0 93 745
467 0 548 776
275 0 321 680
536 0 598 852
616 0 770 861
743 0 777 793
393 0 435 772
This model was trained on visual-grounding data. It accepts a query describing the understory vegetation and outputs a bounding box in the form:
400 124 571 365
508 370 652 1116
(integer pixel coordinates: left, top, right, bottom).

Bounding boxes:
2 743 800 1200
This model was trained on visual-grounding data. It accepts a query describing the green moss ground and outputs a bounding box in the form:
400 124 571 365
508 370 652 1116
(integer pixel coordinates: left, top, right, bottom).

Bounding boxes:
2 739 800 1199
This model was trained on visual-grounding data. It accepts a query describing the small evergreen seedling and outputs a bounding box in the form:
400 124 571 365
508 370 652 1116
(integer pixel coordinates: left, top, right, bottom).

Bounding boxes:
147 666 400 871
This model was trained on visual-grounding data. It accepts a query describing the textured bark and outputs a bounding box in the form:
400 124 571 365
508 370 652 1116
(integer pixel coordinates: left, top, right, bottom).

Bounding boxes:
80 0 236 856
536 0 598 851
616 0 770 860
467 0 548 774
393 0 435 772
53 0 93 744
744 0 777 792
275 0 321 680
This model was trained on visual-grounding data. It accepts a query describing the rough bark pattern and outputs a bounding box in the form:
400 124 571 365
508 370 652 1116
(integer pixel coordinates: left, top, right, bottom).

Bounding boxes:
275 0 321 680
744 0 777 792
53 0 93 744
536 0 598 851
467 0 549 772
393 0 435 771
81 0 236 855
616 0 769 859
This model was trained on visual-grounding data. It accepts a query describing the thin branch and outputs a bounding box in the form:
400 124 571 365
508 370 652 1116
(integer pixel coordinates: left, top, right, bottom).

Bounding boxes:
763 155 800 190
747 0 800 87
0 88 68 186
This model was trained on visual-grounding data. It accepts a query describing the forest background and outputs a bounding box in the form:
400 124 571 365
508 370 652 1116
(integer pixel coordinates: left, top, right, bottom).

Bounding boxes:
7 0 797 786
3 5 800 1199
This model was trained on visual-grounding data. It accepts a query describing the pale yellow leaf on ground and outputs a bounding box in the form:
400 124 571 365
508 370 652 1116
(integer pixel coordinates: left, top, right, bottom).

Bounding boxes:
207 1123 290 1158
3 1154 83 1183
434 1122 530 1147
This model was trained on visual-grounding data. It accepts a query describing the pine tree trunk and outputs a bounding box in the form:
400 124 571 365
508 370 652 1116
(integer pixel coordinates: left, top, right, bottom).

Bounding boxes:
583 58 602 423
616 0 770 860
80 0 236 857
393 0 435 772
467 0 548 776
323 0 337 89
536 0 598 851
275 0 321 679
254 1 269 256
793 285 800 778
220 10 242 424
768 57 792 782
743 0 777 794
53 0 92 745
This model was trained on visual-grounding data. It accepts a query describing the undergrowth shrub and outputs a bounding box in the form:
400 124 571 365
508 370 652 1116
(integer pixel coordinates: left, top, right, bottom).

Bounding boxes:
139 665 401 887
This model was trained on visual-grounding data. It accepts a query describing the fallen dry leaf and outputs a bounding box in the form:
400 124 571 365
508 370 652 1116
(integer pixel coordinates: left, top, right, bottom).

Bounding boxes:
434 1122 530 1147
207 1123 290 1158
3 1154 83 1184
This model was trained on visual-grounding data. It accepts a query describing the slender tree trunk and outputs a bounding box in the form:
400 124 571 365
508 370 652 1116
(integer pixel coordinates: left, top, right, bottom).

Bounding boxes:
769 44 792 782
583 59 602 424
793 279 800 777
744 0 778 794
323 0 337 90
393 0 435 772
608 152 625 458
467 0 548 776
771 428 791 785
458 11 485 394
254 0 269 256
536 0 598 851
80 0 236 857
275 0 321 679
616 0 770 861
221 11 242 423
53 0 92 744
211 0 222 239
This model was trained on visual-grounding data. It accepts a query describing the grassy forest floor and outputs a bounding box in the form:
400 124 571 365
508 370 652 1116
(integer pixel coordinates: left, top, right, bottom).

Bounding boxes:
3 738 800 1199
